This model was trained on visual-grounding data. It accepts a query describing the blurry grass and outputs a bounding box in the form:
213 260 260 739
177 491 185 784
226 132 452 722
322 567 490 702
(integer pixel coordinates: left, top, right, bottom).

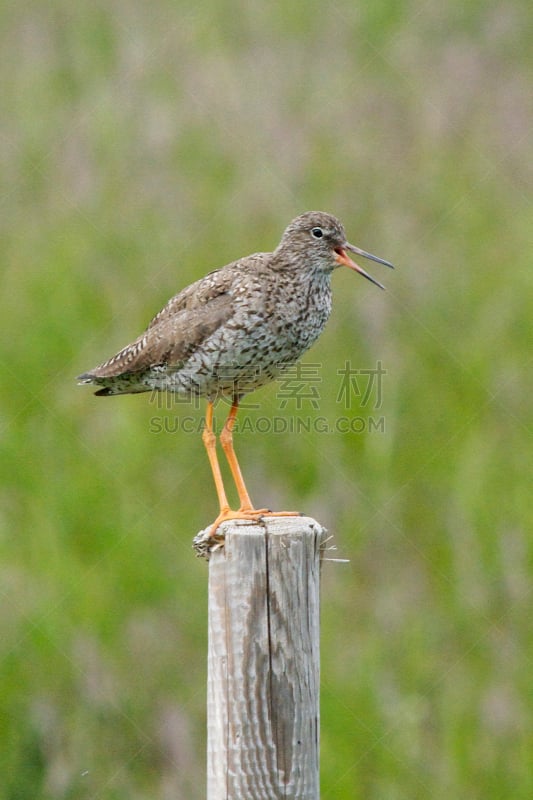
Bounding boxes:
1 1 532 798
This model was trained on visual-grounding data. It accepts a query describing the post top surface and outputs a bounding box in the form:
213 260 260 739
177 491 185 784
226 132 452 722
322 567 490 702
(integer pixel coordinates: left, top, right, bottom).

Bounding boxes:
193 515 327 559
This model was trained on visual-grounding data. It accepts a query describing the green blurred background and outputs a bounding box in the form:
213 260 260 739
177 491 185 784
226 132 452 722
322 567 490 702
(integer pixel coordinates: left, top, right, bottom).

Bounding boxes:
1 1 531 797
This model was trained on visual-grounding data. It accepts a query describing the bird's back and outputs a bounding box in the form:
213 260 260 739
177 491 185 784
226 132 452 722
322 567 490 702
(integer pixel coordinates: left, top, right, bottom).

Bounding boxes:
77 214 347 398
77 252 279 396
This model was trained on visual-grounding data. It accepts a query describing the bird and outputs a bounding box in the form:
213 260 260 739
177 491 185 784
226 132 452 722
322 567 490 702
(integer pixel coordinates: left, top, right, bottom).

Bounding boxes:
78 211 393 533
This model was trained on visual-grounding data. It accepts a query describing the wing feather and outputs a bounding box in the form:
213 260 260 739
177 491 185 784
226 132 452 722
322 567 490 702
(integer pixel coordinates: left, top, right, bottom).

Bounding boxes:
80 253 269 381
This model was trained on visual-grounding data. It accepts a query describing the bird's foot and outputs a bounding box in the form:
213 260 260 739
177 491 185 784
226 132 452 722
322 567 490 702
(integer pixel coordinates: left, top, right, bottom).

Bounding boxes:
209 508 302 536
194 509 304 557
209 507 269 537
209 507 302 537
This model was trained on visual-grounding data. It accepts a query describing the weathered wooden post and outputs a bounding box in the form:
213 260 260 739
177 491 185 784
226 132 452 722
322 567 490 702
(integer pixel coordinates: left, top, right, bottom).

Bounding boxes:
194 515 327 800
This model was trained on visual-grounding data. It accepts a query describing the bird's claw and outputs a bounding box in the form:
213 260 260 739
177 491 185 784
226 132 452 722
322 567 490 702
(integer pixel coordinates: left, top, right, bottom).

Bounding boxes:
193 509 304 558
209 508 302 537
208 507 270 537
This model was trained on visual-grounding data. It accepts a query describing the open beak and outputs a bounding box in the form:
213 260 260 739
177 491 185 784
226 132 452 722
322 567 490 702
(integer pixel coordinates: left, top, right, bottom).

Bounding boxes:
334 242 394 290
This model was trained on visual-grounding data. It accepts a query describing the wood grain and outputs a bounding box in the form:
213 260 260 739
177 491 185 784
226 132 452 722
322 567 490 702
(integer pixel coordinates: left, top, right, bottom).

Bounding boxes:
204 516 326 799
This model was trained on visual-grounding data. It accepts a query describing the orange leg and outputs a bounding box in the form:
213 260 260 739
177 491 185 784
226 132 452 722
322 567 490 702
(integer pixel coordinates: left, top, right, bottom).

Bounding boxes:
202 401 230 514
202 401 268 535
202 400 301 537
215 399 301 533
220 400 255 511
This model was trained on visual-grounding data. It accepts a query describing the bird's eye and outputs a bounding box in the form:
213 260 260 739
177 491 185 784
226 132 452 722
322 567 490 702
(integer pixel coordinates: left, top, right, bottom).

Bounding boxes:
311 227 324 239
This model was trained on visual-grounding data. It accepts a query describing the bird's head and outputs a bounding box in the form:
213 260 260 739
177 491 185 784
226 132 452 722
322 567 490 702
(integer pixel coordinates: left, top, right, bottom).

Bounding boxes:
276 211 393 288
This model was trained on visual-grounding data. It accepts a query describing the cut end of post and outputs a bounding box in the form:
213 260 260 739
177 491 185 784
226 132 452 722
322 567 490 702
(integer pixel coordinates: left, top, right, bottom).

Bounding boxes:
193 515 328 560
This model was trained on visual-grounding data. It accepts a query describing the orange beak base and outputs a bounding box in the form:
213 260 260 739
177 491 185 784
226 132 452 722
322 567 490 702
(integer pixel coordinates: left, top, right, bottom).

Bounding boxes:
334 247 386 290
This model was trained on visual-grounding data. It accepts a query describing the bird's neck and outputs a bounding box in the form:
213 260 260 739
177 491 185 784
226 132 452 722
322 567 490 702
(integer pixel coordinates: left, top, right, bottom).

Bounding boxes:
270 249 334 279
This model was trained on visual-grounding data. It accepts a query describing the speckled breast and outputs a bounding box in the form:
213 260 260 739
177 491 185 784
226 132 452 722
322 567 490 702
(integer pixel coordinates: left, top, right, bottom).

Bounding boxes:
148 270 333 400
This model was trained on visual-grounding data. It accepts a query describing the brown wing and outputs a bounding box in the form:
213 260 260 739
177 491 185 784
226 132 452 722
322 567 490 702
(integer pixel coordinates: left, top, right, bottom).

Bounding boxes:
81 253 269 380
145 252 268 331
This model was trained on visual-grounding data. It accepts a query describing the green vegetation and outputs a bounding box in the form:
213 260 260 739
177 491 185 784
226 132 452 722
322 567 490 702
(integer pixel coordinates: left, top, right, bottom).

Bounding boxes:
1 1 531 797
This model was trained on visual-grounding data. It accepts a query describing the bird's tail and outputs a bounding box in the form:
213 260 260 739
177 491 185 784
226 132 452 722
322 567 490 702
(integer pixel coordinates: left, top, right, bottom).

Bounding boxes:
76 372 149 397
77 372 96 385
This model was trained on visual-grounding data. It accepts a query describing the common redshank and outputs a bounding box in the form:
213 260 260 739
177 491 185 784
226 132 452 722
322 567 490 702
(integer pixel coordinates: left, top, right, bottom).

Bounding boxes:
78 211 393 531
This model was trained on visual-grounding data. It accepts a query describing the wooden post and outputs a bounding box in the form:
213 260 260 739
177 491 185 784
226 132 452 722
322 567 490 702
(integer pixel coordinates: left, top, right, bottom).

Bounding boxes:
194 515 326 800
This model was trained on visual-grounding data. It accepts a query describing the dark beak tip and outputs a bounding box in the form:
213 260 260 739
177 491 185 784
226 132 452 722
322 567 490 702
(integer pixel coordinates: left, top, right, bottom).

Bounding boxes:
345 242 394 270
